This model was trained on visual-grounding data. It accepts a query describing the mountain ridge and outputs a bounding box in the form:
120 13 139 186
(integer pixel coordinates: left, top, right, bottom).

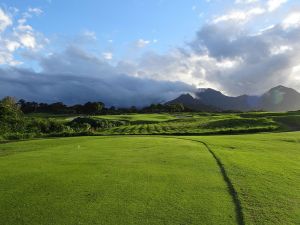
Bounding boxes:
167 85 300 112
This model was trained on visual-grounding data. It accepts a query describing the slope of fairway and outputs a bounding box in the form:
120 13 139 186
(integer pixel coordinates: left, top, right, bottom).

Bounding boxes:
187 132 300 225
93 113 177 122
0 137 236 225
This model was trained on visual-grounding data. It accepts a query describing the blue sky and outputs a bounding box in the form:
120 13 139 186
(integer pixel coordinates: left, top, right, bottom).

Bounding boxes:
0 0 300 105
4 0 213 53
2 0 252 62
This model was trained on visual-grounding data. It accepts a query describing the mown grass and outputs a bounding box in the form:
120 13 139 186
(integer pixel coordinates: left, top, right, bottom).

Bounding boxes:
25 113 79 121
93 113 177 122
23 111 300 137
3 110 300 224
102 116 279 135
0 137 236 225
187 132 300 225
1 132 299 224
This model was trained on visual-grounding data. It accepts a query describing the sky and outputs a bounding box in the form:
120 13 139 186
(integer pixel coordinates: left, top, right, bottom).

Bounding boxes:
0 0 300 106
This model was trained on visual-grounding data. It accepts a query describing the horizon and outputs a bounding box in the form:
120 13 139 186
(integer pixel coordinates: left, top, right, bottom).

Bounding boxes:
0 0 300 106
11 84 299 107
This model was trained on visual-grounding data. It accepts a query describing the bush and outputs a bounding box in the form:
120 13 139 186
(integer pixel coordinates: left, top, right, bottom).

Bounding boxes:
25 118 69 134
68 117 128 130
4 132 36 140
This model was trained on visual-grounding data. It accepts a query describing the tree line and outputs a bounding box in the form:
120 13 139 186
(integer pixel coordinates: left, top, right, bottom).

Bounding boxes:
0 96 186 140
17 99 186 114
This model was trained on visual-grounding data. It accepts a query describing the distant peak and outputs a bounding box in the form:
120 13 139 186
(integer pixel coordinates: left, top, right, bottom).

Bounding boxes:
272 85 289 90
267 85 298 93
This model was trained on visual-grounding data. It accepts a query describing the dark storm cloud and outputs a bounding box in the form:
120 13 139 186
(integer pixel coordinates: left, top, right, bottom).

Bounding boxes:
0 46 195 107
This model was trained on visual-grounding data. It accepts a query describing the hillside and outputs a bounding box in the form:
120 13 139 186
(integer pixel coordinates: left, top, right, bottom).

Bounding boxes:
167 85 300 112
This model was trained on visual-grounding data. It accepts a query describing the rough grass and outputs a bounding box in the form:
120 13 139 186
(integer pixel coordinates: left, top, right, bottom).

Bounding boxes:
0 137 236 225
272 115 300 131
24 111 300 137
102 115 279 135
93 113 177 122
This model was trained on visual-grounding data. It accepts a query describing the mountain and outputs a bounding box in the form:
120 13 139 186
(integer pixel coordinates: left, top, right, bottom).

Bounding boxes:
167 85 300 112
195 88 260 111
166 93 219 111
260 85 300 112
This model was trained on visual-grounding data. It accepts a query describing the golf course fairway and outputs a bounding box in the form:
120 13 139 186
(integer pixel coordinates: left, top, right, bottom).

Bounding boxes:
0 133 299 225
0 137 236 225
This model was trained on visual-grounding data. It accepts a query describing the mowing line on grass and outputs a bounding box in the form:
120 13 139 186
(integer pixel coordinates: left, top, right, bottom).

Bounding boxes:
0 134 244 225
173 137 245 225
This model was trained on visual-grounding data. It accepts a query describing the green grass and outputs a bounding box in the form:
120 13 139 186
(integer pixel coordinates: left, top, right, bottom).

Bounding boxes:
101 115 279 135
97 112 300 135
272 115 300 131
25 113 79 121
23 111 300 137
93 113 177 122
1 132 300 224
0 136 236 225
2 111 300 224
187 132 300 225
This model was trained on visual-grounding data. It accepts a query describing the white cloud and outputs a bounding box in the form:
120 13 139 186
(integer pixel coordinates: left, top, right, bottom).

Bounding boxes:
292 64 300 81
235 0 259 4
282 12 300 29
213 7 265 23
17 24 33 31
267 0 287 12
136 39 151 48
270 45 292 55
102 52 113 60
28 7 43 15
5 41 20 52
0 7 47 65
19 33 37 49
0 9 12 32
83 30 97 40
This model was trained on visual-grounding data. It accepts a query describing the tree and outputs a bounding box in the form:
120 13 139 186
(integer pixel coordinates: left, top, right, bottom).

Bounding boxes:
49 102 67 113
1 96 20 111
18 100 38 114
0 96 24 133
167 103 185 112
83 102 104 114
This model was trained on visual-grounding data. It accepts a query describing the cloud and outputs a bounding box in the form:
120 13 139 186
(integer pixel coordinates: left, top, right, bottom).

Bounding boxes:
0 1 300 106
212 7 265 24
82 30 97 40
282 12 300 29
28 7 43 16
267 0 287 12
0 46 194 106
5 40 20 52
135 39 151 48
19 33 37 49
102 52 113 60
0 7 47 65
0 8 12 32
235 0 259 4
188 11 300 95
